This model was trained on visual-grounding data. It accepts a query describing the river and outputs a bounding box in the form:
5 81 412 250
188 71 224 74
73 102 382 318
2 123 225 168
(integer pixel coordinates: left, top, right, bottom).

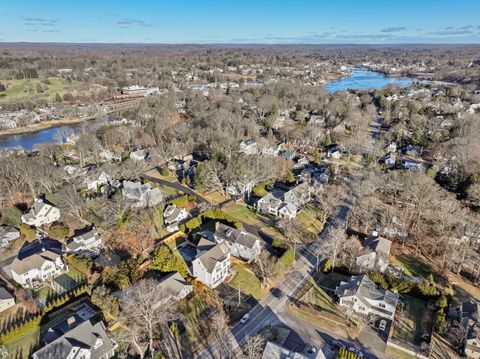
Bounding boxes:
0 69 421 149
326 68 417 93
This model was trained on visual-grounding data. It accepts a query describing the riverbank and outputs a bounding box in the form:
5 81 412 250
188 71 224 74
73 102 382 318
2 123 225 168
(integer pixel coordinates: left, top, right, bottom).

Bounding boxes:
0 114 101 138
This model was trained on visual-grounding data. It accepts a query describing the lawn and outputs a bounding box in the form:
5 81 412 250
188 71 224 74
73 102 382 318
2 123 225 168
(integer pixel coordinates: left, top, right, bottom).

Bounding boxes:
302 284 337 314
293 211 324 235
156 184 179 198
178 289 219 355
202 190 231 205
0 77 105 104
223 204 262 226
4 326 40 359
391 254 433 279
230 263 267 300
392 295 434 346
223 203 284 241
36 286 55 304
318 271 350 291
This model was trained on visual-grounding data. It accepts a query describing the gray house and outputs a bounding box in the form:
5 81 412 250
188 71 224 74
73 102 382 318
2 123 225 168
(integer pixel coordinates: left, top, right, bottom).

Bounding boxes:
122 181 163 208
157 272 193 303
213 222 262 261
256 191 298 220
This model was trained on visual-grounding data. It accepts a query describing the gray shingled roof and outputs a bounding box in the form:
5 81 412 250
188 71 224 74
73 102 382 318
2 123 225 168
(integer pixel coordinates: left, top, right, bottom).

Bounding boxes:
32 319 116 359
364 236 392 255
158 272 192 300
196 242 229 273
214 223 258 249
336 275 399 309
10 249 60 275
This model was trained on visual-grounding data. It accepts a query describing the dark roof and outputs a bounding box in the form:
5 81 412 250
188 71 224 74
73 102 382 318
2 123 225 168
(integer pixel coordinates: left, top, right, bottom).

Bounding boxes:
0 286 13 301
33 319 116 359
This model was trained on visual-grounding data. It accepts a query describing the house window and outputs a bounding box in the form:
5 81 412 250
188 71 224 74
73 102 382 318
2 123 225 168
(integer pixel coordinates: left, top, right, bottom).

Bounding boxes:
379 303 385 308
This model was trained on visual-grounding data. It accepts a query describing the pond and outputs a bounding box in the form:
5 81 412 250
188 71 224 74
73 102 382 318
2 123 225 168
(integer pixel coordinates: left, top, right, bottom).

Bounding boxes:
326 68 417 93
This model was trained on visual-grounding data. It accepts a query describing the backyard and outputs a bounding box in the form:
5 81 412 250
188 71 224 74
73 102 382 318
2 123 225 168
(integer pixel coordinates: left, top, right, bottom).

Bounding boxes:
390 254 433 279
392 295 434 347
293 211 324 236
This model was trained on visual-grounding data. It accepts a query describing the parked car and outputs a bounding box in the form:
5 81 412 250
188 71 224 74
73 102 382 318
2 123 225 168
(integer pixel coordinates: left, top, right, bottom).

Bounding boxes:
348 347 364 357
379 319 387 331
240 313 250 324
331 340 346 350
270 288 283 298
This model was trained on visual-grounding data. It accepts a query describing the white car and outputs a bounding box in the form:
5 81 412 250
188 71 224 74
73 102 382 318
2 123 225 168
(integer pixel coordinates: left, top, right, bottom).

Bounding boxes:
379 319 387 331
240 313 250 324
348 347 364 358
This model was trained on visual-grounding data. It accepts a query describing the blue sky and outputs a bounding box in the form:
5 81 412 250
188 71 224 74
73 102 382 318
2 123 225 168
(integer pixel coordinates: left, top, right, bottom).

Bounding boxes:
1 0 480 43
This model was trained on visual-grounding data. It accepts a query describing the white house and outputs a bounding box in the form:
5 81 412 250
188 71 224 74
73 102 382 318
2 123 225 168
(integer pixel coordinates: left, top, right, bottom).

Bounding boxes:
122 181 163 208
66 228 102 257
0 225 20 248
21 199 61 227
0 286 15 313
213 222 262 261
86 172 111 191
129 149 149 161
10 245 66 289
256 191 298 220
239 138 258 155
163 204 189 231
335 275 399 320
192 238 231 288
356 237 392 273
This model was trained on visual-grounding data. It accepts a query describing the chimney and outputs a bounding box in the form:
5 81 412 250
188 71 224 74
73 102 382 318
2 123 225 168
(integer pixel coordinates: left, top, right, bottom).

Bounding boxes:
67 316 76 329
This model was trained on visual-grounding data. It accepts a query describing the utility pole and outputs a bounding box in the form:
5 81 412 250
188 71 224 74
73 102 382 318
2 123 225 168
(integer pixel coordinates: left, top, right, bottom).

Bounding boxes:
238 285 241 306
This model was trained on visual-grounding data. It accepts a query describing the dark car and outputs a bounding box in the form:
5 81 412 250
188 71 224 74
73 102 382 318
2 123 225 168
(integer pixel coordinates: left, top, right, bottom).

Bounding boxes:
270 288 283 298
331 340 346 351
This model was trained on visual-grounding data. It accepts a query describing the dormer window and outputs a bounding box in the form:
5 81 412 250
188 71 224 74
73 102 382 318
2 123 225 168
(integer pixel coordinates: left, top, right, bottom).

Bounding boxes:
94 338 103 349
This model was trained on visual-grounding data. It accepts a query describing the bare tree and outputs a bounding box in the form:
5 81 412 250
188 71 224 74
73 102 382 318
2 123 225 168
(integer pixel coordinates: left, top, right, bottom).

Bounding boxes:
242 334 265 359
121 278 178 359
319 225 348 269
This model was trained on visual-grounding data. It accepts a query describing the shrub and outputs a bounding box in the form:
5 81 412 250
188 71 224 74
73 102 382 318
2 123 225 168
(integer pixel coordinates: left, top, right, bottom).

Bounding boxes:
169 195 195 207
151 245 189 278
19 224 36 241
48 223 70 240
323 259 332 273
434 310 446 332
0 314 42 344
437 295 448 309
0 206 22 227
160 166 171 177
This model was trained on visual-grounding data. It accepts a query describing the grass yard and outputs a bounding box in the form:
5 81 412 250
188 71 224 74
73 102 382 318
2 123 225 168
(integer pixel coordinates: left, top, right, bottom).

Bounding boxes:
385 345 417 359
319 271 350 291
391 254 433 279
36 286 55 304
393 295 434 346
223 204 261 225
202 190 231 205
156 184 179 197
178 289 219 354
0 77 105 104
293 211 324 235
223 203 284 241
4 326 40 359
302 285 337 314
230 263 267 300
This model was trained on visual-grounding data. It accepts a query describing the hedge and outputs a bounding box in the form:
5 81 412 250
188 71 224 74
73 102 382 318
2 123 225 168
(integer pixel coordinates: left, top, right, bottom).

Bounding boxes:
180 208 242 234
0 314 41 344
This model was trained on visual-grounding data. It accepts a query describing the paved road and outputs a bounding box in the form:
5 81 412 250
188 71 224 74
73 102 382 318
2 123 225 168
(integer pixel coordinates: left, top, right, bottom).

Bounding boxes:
144 169 211 204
